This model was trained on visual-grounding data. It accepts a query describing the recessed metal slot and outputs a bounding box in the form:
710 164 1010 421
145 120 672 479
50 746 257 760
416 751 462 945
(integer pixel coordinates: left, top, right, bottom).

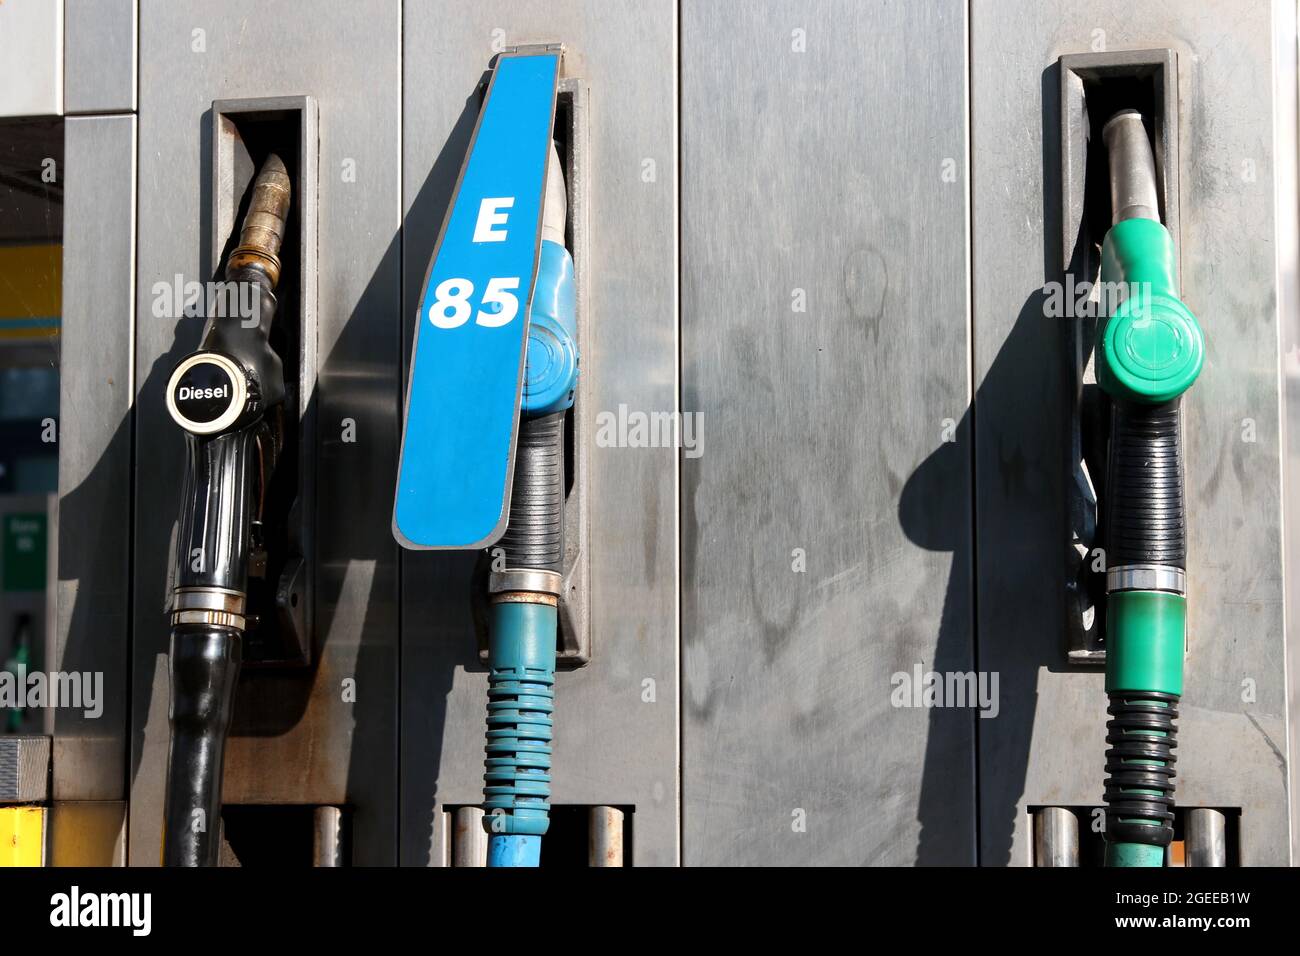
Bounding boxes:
209 97 319 667
1058 50 1179 666
471 75 592 668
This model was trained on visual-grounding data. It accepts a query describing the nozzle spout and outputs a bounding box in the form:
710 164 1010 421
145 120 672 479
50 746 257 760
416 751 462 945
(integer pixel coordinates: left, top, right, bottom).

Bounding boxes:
1103 110 1160 225
541 143 567 247
227 152 291 289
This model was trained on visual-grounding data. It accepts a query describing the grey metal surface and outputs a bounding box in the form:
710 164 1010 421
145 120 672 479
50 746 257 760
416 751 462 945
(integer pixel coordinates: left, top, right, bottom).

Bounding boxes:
0 735 50 803
0 0 62 117
1032 807 1079 867
400 1 679 866
972 0 1290 865
55 113 136 801
129 1 401 864
1185 807 1228 867
681 0 974 865
64 0 137 115
1275 0 1300 868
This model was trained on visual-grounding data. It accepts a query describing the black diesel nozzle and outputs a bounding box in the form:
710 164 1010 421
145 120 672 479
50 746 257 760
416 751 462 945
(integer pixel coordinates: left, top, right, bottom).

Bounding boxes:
161 153 290 867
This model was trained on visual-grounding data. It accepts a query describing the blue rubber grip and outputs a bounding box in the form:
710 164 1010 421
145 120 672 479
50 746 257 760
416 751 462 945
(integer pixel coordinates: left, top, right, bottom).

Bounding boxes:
482 600 556 851
521 239 578 416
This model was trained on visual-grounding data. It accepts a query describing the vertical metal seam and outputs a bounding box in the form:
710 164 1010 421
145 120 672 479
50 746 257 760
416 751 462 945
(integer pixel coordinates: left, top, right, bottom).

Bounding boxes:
122 0 142 866
674 0 684 869
395 0 405 868
49 18 145 867
965 0 982 867
1272 0 1300 866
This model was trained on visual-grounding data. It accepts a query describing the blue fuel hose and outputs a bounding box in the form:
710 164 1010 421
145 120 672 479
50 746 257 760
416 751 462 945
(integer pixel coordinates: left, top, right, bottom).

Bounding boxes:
488 834 543 867
482 211 577 866
484 600 557 866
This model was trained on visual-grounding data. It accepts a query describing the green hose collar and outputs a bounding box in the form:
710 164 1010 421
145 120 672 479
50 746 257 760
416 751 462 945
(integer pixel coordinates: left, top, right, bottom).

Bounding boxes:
1105 590 1186 697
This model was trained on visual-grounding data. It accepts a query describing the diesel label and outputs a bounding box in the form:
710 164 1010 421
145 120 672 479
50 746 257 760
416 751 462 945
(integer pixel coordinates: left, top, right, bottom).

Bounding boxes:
177 384 229 400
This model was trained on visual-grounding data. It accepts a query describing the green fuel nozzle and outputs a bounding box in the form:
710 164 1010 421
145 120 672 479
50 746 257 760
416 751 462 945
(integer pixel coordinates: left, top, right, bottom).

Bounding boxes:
1097 111 1204 405
1095 110 1204 867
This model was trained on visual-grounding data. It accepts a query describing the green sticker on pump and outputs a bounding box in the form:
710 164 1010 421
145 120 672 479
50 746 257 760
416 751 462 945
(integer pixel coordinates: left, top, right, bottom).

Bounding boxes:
2 513 47 592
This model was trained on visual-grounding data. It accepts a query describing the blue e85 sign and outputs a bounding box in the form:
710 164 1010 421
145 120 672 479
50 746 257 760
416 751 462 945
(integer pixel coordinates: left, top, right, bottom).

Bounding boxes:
394 52 561 550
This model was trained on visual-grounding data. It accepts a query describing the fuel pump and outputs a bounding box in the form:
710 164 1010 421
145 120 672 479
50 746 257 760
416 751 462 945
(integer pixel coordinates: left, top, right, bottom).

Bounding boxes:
1095 110 1204 867
393 48 575 867
161 154 291 866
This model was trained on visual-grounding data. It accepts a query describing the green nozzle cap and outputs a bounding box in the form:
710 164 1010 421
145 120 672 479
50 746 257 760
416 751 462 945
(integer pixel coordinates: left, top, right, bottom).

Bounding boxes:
1098 293 1204 404
1098 218 1204 405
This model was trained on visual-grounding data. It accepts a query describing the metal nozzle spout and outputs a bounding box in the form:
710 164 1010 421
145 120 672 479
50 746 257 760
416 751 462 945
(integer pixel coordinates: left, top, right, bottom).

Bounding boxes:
227 152 291 289
541 143 567 247
1103 110 1160 226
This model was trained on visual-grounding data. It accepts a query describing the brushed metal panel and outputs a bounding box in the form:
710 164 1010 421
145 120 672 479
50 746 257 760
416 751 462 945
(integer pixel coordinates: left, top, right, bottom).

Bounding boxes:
971 0 1290 864
681 0 974 865
55 114 136 801
1275 0 1300 867
130 1 401 864
0 0 63 117
64 0 137 115
0 736 50 803
400 1 680 865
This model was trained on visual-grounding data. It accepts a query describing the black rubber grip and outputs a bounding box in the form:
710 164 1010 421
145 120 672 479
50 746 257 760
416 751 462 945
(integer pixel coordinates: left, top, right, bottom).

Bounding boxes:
499 412 565 571
162 626 241 867
1103 691 1179 847
176 429 258 591
1104 401 1186 569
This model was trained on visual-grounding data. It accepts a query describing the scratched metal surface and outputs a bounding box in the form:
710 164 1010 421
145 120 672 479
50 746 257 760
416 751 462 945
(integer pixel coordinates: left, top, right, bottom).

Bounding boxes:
54 115 135 801
681 0 976 865
971 0 1291 864
1276 0 1300 869
64 0 137 115
129 1 401 864
400 1 680 865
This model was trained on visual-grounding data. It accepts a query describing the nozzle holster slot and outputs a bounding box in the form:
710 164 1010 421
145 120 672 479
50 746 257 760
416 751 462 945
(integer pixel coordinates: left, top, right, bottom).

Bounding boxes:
472 77 592 668
209 96 320 667
1057 50 1180 665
